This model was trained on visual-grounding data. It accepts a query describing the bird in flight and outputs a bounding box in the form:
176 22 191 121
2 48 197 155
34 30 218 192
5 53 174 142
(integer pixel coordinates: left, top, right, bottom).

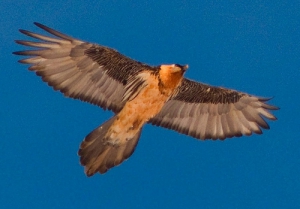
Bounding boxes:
13 23 278 176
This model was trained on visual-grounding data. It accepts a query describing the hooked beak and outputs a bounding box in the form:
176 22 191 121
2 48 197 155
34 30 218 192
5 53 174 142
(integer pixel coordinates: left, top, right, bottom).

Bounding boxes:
182 64 189 72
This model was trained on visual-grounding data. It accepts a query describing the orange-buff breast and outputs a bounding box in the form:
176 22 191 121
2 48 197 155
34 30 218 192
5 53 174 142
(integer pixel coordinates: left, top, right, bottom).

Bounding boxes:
106 73 173 144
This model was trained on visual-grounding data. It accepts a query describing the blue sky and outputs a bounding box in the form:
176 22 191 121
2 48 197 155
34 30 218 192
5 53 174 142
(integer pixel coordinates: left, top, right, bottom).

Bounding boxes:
1 1 299 208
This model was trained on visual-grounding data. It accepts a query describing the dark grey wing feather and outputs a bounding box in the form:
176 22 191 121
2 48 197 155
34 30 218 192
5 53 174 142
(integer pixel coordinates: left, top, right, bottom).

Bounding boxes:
13 22 153 113
150 78 278 140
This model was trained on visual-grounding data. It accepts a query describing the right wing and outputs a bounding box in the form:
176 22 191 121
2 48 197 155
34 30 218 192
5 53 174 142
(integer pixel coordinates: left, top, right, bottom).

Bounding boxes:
150 78 278 140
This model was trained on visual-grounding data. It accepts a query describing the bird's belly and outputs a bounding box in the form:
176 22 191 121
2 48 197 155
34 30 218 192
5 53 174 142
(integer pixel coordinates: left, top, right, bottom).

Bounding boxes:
106 82 171 144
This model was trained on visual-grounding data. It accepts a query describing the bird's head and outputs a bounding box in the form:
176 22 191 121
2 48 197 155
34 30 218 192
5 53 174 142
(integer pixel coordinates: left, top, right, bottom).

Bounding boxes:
160 64 188 75
158 64 188 89
173 64 189 73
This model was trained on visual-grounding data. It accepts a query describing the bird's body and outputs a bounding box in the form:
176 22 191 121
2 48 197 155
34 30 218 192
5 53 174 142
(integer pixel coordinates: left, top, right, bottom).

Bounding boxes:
108 67 182 144
14 23 278 176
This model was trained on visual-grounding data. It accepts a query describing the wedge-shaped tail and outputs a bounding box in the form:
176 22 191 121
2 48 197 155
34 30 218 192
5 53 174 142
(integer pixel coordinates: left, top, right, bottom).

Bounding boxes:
78 116 141 176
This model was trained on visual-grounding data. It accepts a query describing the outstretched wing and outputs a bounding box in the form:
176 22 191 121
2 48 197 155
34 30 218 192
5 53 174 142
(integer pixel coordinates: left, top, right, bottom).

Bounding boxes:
150 78 278 140
13 22 153 113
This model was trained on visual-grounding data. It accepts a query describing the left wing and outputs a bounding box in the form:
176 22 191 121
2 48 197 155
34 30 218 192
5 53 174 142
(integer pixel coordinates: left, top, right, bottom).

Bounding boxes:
150 78 278 140
13 22 154 113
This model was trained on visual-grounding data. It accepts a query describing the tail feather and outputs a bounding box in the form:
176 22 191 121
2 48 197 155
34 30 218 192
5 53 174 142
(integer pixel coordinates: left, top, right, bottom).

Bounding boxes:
78 116 141 176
